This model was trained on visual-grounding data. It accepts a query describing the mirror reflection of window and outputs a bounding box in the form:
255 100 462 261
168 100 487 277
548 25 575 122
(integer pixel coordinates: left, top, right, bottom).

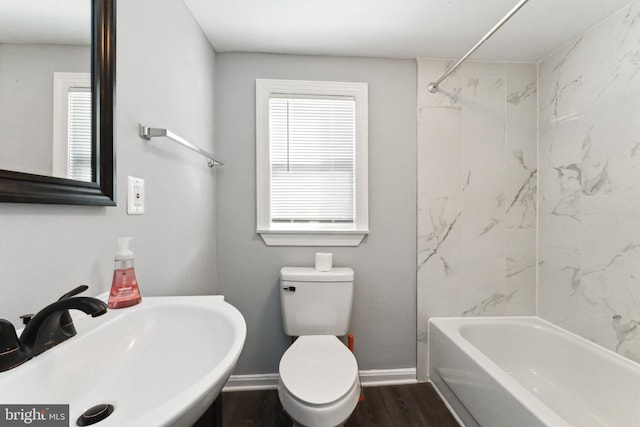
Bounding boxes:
67 88 91 181
52 72 92 182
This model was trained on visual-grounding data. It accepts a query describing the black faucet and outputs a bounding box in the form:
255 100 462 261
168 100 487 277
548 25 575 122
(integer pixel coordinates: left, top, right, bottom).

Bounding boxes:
0 286 107 372
0 319 29 371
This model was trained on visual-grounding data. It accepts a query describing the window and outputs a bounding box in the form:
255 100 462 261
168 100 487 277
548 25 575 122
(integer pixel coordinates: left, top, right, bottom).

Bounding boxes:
66 89 92 181
256 79 369 246
52 73 92 182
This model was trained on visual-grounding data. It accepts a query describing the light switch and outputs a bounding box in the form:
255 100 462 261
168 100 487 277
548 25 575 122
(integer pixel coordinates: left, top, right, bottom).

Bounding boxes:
127 176 145 215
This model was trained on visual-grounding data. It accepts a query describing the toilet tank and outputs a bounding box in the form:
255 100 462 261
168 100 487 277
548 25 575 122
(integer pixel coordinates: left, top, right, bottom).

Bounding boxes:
280 267 354 336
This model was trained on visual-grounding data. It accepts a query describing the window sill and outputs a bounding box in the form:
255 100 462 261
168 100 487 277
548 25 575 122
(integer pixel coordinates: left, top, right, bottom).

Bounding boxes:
257 229 369 247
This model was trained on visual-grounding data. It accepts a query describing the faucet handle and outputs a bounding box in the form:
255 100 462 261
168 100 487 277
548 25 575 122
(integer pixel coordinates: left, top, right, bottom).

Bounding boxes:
0 319 29 372
19 314 33 325
58 285 89 300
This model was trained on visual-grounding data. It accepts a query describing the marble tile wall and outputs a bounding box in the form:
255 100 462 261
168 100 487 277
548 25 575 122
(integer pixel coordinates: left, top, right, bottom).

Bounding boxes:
417 59 537 380
538 1 640 363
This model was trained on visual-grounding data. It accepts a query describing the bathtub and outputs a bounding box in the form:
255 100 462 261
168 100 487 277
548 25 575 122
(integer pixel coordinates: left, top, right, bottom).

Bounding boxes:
428 316 640 427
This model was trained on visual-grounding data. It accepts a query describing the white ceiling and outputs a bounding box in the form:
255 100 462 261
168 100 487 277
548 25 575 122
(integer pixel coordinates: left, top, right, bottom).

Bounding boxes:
0 0 90 45
183 0 633 62
0 1 633 61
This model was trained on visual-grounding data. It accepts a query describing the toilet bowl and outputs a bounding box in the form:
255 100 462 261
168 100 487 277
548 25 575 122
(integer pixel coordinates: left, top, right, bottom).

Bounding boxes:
278 335 360 427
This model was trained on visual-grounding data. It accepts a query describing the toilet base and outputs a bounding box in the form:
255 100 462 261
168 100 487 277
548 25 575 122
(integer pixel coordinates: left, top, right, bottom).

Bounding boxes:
293 423 344 427
278 378 360 427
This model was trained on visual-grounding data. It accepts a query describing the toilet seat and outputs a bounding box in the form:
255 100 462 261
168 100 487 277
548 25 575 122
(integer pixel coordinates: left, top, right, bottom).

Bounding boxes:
279 335 359 406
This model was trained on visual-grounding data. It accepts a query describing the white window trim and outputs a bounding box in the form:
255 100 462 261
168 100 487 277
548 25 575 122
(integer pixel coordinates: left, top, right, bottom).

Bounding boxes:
52 72 91 179
256 79 369 247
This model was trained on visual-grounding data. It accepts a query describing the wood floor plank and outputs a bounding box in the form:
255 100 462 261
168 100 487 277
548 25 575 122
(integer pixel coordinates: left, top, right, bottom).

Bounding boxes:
222 389 291 427
221 383 459 427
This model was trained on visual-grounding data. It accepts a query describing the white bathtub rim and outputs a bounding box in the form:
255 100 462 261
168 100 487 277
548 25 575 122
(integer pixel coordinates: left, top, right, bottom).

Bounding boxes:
428 315 640 427
429 315 640 373
429 316 569 426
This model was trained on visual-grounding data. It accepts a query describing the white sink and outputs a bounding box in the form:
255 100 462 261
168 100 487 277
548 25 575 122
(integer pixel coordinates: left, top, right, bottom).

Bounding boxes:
0 295 246 427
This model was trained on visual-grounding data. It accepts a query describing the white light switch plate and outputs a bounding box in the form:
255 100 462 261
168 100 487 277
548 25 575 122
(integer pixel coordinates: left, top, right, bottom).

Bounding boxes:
127 176 145 215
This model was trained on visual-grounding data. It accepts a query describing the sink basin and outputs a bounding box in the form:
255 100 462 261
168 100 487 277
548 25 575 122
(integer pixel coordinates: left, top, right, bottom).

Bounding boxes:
0 295 246 427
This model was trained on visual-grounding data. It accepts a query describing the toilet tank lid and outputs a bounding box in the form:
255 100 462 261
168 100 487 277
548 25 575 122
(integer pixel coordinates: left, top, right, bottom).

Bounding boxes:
281 267 354 282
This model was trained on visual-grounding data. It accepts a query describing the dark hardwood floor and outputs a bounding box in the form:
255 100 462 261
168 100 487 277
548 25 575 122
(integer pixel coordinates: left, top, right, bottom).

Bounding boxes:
221 383 459 427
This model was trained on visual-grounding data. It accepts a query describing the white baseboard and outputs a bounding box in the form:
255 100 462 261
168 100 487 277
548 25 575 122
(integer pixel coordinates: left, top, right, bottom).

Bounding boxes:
359 368 417 387
223 373 280 391
223 368 417 392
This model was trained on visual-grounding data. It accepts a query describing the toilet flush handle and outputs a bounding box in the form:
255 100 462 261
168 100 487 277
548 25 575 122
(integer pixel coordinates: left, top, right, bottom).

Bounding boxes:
283 286 296 292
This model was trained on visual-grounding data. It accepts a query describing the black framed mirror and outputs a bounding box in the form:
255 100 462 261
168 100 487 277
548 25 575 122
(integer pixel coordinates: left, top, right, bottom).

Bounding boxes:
0 0 115 205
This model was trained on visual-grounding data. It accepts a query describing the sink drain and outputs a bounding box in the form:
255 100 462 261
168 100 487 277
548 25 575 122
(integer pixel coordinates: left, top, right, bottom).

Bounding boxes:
76 404 114 426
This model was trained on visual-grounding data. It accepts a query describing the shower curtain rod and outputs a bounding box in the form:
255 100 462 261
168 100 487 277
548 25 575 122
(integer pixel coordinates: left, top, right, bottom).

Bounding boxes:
427 0 530 93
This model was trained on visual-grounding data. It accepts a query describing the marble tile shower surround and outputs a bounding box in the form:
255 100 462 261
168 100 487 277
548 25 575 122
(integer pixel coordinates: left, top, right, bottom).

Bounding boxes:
416 59 537 380
538 0 640 363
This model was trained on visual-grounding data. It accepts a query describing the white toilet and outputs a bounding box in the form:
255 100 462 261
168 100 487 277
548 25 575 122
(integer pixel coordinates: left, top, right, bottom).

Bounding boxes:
278 267 360 427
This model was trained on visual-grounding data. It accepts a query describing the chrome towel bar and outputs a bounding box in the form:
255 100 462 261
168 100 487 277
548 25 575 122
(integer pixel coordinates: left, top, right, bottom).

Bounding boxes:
138 124 224 167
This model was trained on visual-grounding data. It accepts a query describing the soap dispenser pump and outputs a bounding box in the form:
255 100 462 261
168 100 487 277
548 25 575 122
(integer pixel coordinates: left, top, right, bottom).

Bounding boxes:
108 237 142 309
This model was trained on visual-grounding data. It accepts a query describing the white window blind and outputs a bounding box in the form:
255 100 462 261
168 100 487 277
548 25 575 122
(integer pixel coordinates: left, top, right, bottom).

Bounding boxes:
67 89 92 182
269 96 355 223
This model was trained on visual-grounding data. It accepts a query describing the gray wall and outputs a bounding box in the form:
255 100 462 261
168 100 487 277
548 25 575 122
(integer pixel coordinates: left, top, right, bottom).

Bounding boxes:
0 0 218 325
215 53 417 374
0 43 90 176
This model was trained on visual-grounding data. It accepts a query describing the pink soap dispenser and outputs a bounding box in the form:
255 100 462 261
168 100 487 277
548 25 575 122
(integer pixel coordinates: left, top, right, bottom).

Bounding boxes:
108 237 142 309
